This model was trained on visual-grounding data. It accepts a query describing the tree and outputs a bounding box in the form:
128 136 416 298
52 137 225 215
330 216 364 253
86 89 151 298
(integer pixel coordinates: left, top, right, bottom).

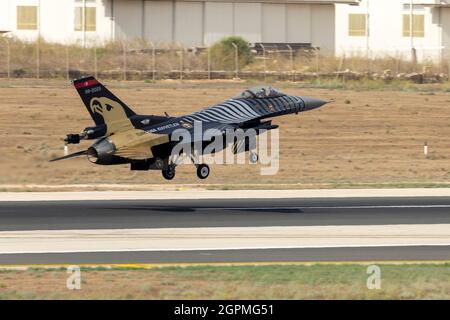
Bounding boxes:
209 36 253 71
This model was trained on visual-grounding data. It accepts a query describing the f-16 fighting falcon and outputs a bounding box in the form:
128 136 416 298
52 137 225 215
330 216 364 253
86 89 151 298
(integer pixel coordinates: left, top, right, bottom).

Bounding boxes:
51 76 328 180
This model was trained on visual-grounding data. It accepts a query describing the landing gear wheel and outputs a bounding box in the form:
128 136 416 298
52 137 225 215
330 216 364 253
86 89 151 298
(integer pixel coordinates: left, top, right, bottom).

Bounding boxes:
249 152 259 164
196 164 210 179
162 166 176 180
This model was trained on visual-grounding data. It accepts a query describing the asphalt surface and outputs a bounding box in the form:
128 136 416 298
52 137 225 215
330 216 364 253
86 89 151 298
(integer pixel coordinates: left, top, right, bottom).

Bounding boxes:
1 197 450 231
0 246 448 265
0 197 449 264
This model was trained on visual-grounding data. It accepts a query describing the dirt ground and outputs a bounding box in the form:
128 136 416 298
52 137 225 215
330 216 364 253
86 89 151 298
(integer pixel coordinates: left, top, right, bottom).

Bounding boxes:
0 264 449 299
1 79 450 189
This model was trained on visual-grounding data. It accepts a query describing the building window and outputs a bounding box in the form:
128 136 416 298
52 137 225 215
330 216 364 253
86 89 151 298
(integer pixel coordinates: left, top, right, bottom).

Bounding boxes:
17 6 38 30
348 14 366 37
75 7 96 32
403 14 424 37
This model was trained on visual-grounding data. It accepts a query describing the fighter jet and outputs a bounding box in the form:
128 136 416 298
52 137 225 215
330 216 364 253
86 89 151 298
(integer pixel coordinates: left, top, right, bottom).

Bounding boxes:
51 76 328 180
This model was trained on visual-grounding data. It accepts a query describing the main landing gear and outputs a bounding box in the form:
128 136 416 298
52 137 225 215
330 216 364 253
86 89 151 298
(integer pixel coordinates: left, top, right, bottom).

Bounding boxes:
161 164 176 180
160 150 257 181
160 155 211 181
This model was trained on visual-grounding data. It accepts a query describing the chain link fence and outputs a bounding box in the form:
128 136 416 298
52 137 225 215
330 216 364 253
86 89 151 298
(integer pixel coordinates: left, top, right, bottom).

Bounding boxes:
0 38 449 83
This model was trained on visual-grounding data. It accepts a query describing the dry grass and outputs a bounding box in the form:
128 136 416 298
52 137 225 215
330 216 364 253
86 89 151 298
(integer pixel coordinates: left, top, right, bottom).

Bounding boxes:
0 39 448 79
2 79 450 189
0 264 449 299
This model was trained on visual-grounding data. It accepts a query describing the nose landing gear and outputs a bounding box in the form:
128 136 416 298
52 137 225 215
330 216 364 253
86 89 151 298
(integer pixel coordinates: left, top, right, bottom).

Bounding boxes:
196 164 210 179
249 151 259 164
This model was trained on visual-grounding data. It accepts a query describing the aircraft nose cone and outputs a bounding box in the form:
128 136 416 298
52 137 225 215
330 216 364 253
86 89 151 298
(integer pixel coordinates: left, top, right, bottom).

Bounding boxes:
301 97 328 111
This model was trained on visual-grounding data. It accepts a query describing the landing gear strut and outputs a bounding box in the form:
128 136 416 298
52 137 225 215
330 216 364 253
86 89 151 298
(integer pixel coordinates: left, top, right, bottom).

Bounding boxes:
160 152 211 180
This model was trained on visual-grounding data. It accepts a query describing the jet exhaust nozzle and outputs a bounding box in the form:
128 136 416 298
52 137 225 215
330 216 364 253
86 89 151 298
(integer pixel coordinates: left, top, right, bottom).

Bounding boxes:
87 147 100 163
87 138 118 165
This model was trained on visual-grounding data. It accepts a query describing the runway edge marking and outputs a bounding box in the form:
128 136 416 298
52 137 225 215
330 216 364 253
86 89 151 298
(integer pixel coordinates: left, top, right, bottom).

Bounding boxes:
0 260 449 270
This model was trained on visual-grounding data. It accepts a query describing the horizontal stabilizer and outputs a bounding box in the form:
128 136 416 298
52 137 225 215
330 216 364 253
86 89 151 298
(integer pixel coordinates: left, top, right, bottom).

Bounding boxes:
49 150 87 162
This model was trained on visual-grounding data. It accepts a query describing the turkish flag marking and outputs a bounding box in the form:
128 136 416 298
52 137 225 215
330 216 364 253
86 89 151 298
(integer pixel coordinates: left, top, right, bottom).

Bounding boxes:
74 79 99 89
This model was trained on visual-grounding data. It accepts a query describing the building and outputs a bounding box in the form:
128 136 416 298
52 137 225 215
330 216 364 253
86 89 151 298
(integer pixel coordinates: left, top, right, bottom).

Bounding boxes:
335 0 450 61
0 0 355 52
1 0 450 61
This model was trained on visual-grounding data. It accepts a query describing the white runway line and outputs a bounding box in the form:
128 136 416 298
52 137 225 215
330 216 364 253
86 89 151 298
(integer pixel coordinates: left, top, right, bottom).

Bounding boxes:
0 224 449 254
222 205 450 210
4 188 450 201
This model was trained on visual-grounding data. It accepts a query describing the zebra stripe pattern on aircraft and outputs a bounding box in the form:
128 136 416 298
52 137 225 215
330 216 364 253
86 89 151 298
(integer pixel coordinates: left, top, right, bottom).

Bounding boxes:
182 99 280 124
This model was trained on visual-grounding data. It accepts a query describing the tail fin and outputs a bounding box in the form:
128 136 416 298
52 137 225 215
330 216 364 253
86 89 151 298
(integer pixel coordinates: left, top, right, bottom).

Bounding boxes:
73 76 136 133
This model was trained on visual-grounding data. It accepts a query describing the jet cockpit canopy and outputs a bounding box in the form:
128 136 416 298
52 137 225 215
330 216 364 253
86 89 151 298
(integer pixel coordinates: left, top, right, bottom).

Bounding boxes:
234 86 286 99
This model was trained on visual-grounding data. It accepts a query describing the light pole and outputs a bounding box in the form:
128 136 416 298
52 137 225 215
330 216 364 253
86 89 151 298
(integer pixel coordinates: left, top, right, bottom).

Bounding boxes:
231 42 238 79
2 37 10 79
37 0 41 79
410 0 417 66
366 0 370 59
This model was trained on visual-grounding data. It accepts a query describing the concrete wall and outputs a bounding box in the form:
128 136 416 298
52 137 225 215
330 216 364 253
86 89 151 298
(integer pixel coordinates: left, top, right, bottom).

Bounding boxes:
115 0 143 40
441 7 450 59
144 0 173 43
2 0 336 51
204 2 233 45
262 3 285 42
108 1 336 49
286 4 311 43
335 0 443 61
311 4 335 53
174 1 203 46
0 1 12 32
1 0 113 45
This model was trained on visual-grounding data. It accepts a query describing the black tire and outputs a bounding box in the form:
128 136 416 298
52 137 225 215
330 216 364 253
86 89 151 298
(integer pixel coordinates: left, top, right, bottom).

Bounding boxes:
162 167 175 180
196 164 210 179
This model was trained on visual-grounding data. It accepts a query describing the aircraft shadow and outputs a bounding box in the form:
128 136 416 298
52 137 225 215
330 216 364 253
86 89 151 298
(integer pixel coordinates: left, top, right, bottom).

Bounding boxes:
100 206 304 214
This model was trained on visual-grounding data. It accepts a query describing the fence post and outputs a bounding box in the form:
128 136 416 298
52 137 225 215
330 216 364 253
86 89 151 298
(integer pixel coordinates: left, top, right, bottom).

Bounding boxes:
411 47 417 72
338 53 345 72
448 59 450 80
287 44 294 81
36 37 40 79
151 42 156 81
261 43 267 82
2 38 10 79
94 46 98 78
315 48 320 74
122 42 127 81
179 49 183 81
207 46 211 80
231 42 238 79
65 46 69 80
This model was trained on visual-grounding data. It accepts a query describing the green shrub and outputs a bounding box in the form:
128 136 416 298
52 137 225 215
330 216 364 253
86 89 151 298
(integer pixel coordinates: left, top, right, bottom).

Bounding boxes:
208 36 253 71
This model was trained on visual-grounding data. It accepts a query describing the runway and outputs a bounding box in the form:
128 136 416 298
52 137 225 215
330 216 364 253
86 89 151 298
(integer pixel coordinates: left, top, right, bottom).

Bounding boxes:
0 195 449 264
